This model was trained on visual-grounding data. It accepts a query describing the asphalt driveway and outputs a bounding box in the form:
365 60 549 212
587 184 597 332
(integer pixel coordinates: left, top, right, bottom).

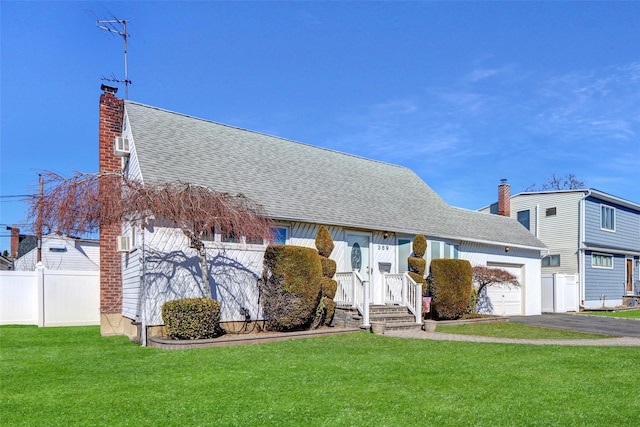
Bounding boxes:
509 313 640 337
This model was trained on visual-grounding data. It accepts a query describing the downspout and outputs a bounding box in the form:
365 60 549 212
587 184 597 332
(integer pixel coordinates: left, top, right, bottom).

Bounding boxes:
535 204 540 238
139 221 147 346
578 190 592 309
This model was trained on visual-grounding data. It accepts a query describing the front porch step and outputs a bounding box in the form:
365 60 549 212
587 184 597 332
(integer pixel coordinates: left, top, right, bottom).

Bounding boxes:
333 304 422 331
369 305 421 331
384 322 423 332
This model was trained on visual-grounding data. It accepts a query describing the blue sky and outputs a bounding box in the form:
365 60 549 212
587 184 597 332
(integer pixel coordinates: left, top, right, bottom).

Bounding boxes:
1 1 639 251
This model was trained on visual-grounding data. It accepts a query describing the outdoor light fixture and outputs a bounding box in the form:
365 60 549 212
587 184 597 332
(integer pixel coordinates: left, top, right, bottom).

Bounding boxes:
505 246 510 252
383 231 389 239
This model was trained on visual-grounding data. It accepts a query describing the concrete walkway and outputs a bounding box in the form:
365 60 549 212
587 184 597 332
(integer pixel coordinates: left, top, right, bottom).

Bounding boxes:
384 329 640 346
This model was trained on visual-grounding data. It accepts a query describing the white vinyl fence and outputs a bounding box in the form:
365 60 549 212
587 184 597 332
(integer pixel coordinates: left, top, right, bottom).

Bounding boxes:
541 273 579 313
0 265 99 326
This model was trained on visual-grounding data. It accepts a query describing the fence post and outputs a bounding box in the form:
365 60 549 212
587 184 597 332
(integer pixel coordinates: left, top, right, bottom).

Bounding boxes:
36 262 45 327
401 273 408 307
362 280 370 327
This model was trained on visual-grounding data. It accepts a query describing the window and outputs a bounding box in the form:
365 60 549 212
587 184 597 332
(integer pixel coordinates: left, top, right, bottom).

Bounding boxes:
221 230 239 243
430 241 440 260
592 253 613 268
429 241 459 261
545 207 557 217
202 227 215 242
517 210 530 230
397 238 412 272
245 236 264 245
542 255 560 267
601 205 615 231
271 227 288 245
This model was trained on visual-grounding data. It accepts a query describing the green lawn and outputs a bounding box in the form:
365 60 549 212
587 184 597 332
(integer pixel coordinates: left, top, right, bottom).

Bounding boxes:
435 322 609 339
1 325 638 426
579 309 640 319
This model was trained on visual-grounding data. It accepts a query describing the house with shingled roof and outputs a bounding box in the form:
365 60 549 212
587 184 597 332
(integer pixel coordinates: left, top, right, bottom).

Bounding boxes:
97 85 546 342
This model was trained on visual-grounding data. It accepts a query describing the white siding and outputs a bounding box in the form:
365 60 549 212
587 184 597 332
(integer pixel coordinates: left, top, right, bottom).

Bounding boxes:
127 217 545 325
14 235 99 271
135 225 268 326
460 242 542 315
509 192 583 276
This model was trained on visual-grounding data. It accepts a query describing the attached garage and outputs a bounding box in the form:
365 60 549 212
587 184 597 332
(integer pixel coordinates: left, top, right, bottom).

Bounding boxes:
479 263 524 316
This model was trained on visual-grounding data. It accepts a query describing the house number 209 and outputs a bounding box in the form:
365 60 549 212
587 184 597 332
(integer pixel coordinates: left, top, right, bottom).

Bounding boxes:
377 245 390 250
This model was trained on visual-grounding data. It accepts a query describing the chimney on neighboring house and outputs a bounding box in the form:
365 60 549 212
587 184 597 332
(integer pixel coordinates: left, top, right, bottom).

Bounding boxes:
10 225 20 259
99 84 125 335
498 178 511 217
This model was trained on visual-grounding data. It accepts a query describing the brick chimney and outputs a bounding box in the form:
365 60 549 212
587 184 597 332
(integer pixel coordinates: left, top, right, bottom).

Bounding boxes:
10 225 20 258
99 84 124 329
498 178 511 217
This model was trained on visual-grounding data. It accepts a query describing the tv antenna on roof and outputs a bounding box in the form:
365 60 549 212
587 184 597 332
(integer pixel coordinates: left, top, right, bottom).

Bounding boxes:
96 17 131 99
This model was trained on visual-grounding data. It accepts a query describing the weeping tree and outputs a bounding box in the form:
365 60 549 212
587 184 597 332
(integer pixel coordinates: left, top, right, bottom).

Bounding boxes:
27 171 274 297
471 266 519 313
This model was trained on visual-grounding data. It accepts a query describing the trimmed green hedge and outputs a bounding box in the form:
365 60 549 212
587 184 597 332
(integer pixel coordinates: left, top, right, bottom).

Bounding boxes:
409 235 428 296
161 298 221 340
429 259 473 320
261 245 323 331
412 234 427 258
321 277 338 300
319 257 337 278
315 225 335 258
408 257 426 275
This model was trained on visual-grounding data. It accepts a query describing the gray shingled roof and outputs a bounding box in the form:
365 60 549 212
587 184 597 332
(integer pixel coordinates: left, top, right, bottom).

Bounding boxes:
125 101 545 250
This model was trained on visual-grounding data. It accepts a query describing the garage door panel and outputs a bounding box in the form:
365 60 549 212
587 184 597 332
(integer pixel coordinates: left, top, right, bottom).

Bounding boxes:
480 264 523 316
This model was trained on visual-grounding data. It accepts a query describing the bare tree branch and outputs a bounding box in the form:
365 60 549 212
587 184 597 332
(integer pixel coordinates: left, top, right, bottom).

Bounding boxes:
27 171 274 297
472 266 519 313
525 173 586 192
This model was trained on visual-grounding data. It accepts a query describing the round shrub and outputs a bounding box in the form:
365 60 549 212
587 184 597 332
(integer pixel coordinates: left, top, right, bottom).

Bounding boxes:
412 234 427 258
408 256 426 275
320 257 337 278
315 225 335 258
161 298 221 340
321 277 338 299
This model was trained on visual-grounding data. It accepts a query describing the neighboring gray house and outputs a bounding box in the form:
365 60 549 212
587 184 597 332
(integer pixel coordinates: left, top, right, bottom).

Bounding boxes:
98 87 547 340
480 180 640 309
13 233 100 271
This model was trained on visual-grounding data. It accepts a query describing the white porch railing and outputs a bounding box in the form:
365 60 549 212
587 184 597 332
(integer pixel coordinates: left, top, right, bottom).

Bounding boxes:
334 271 370 327
384 272 422 324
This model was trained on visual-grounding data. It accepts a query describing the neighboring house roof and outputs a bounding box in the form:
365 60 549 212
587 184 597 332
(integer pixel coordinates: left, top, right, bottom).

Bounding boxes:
14 234 100 271
125 101 545 250
18 235 37 258
0 255 12 271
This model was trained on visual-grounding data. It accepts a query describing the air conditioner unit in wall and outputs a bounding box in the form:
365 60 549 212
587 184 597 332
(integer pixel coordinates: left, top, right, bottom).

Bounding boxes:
116 236 131 253
114 137 130 157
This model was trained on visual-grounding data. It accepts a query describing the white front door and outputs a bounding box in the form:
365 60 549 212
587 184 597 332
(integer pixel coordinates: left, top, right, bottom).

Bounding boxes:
347 233 370 281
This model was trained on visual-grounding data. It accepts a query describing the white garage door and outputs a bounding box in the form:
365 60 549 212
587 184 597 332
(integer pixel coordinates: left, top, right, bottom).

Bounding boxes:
483 263 523 316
